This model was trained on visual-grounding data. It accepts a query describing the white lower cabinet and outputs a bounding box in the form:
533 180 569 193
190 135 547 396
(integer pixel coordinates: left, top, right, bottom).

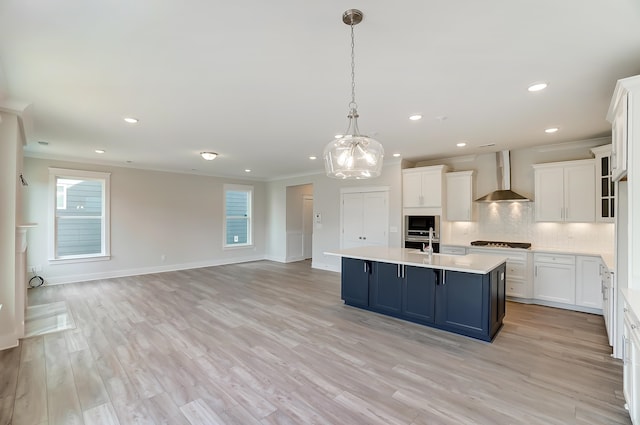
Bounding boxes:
623 298 640 424
575 256 604 309
533 254 576 304
468 248 531 298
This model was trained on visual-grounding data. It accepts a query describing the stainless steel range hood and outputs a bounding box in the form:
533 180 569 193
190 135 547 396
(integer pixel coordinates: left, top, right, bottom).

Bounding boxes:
475 151 531 202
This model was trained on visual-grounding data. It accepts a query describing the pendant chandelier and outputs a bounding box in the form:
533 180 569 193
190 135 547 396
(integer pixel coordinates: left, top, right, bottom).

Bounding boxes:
324 9 384 179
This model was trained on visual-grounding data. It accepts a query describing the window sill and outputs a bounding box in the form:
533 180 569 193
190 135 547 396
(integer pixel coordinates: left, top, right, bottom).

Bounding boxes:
49 255 111 265
223 244 254 251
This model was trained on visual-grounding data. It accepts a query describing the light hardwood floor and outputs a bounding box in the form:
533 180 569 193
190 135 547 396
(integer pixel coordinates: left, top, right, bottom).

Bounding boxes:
0 260 631 424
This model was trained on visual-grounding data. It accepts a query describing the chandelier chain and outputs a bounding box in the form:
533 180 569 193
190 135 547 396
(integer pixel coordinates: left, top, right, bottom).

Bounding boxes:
350 23 357 109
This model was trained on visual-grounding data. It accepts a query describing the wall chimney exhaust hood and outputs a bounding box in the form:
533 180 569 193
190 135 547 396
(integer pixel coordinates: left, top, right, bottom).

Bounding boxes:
475 151 531 202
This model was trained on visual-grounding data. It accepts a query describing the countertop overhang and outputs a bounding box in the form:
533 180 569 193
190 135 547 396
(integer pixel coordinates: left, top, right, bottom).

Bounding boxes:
325 246 507 274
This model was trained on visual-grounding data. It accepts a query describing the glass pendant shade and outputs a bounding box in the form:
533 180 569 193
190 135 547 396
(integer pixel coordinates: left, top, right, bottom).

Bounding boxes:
324 131 384 179
323 135 384 179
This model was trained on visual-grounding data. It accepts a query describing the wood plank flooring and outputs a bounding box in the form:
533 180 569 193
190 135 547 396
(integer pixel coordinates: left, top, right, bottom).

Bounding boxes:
0 260 631 424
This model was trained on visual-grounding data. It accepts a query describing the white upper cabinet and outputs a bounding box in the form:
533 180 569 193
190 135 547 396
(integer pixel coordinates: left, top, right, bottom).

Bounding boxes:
533 159 595 222
607 76 640 182
591 144 615 223
445 170 476 222
402 165 448 215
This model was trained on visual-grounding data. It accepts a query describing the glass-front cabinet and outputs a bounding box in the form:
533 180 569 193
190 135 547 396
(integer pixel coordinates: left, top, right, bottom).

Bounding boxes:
591 144 615 223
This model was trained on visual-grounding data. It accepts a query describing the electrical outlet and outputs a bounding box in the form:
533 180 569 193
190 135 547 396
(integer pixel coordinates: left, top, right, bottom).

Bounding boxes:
234 235 239 242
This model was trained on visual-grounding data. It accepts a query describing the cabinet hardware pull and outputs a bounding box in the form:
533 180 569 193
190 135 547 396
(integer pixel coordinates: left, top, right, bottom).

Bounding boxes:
397 264 401 278
442 270 446 286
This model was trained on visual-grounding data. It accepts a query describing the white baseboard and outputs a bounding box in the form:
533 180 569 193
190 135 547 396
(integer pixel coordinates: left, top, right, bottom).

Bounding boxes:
311 261 340 273
42 255 266 286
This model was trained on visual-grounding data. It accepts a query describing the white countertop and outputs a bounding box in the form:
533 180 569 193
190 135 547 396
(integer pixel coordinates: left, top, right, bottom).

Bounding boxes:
325 246 507 274
443 243 614 271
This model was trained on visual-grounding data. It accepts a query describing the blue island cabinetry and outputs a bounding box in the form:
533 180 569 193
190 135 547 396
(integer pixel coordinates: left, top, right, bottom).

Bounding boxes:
341 257 506 342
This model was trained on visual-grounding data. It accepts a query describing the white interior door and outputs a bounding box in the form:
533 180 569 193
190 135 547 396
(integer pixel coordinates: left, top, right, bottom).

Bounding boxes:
342 193 364 249
302 195 313 259
362 192 388 246
341 190 389 248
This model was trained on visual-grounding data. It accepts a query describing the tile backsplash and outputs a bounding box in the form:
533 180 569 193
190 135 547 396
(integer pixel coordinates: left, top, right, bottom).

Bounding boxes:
442 202 615 254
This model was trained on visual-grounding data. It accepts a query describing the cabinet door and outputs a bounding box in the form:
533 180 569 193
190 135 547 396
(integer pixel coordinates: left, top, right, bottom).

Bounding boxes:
402 172 423 207
575 256 603 309
420 170 443 208
435 270 489 337
370 262 403 315
564 163 595 222
402 266 436 323
611 92 628 182
623 312 634 419
533 261 576 304
534 167 564 222
446 172 474 222
341 258 370 307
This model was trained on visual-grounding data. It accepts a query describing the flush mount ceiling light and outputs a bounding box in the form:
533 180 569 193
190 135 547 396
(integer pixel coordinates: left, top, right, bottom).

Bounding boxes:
409 114 423 121
456 142 467 147
309 156 317 160
95 149 105 154
545 127 559 134
123 117 138 124
200 152 218 160
323 9 384 179
528 82 548 92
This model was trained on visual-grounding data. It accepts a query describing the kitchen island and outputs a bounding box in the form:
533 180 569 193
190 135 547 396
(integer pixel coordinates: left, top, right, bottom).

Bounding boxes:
326 246 507 342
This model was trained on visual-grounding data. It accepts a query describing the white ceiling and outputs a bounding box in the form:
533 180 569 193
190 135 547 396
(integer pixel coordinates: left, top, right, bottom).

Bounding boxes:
1 0 640 180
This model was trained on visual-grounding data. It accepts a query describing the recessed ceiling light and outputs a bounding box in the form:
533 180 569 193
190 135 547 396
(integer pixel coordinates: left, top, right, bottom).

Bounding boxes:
200 152 218 160
124 117 138 124
456 142 467 147
435 115 448 122
528 82 548 92
545 127 559 134
309 156 317 160
479 143 496 148
95 149 105 154
126 160 133 164
334 134 343 139
37 141 49 146
392 153 401 158
245 169 251 173
409 114 423 121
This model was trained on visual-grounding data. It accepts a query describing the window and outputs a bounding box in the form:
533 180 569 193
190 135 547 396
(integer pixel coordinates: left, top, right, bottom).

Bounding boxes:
49 168 111 262
224 184 252 247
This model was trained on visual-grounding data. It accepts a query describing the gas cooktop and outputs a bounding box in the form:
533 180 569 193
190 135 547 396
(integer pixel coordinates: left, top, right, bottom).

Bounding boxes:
470 240 532 249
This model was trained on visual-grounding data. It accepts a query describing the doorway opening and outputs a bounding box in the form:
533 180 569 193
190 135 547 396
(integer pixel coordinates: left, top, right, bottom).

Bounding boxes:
285 183 313 264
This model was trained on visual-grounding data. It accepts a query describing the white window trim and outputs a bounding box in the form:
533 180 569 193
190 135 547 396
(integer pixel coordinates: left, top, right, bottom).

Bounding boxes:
48 168 111 263
223 183 253 249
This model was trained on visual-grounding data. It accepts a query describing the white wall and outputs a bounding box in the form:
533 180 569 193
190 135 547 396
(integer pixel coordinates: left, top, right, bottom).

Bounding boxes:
416 137 615 254
266 161 403 272
0 112 21 349
23 158 267 284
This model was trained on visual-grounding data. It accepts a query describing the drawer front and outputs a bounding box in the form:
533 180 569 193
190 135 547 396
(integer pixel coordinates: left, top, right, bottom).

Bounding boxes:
506 261 526 280
534 253 575 265
468 247 528 262
506 280 527 298
441 246 466 256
